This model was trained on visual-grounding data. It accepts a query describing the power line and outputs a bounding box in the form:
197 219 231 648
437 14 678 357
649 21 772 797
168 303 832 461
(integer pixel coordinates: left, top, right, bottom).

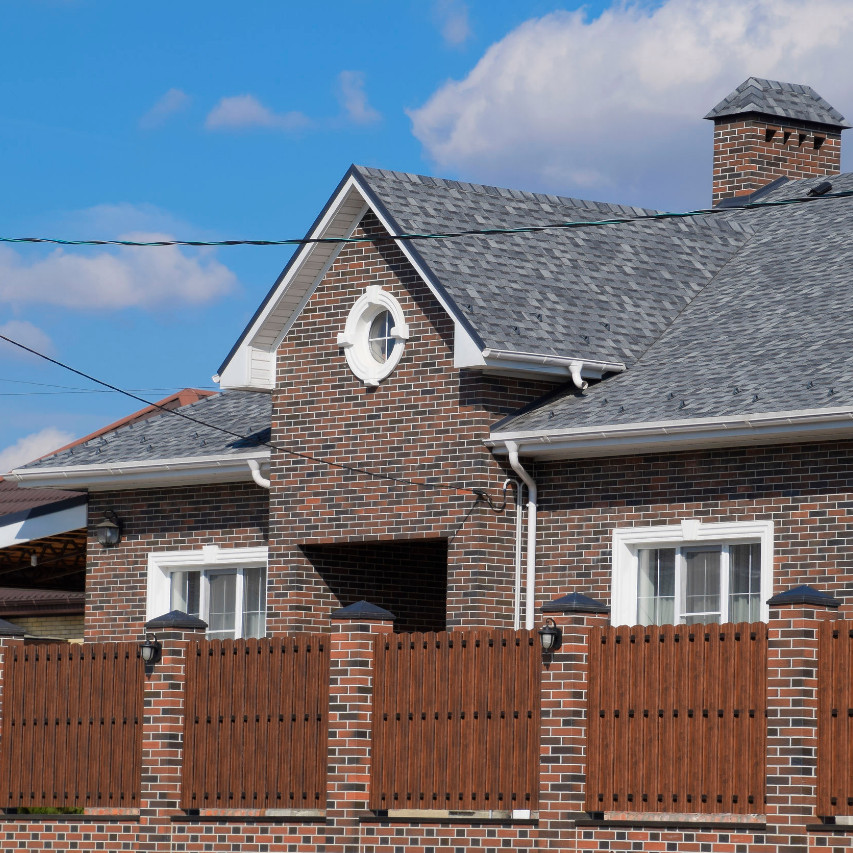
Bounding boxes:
1 187 851 249
0 332 481 499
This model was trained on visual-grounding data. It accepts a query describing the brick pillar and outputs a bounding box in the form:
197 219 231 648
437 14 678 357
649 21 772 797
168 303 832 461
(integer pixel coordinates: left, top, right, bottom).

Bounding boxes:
538 593 610 845
327 600 395 853
765 585 840 852
136 610 207 853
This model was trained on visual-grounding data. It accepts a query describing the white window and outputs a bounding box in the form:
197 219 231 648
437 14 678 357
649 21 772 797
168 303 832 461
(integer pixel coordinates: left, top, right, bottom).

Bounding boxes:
336 286 409 386
611 520 773 626
147 546 268 640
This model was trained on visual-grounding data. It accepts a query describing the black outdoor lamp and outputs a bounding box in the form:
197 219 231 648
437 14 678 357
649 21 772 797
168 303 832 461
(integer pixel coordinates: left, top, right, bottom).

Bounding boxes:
140 633 162 664
538 617 562 653
94 510 122 548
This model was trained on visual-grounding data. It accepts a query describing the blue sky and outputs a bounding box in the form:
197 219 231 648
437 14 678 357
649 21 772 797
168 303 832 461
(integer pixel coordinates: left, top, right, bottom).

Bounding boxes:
2 0 853 471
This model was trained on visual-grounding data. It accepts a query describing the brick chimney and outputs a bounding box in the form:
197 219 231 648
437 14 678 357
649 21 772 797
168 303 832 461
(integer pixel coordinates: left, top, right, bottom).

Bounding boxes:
705 77 849 206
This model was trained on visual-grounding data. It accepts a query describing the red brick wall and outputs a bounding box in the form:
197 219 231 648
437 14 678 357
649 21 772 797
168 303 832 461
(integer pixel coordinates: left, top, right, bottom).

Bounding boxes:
85 484 268 641
533 440 853 616
712 116 841 204
268 211 557 632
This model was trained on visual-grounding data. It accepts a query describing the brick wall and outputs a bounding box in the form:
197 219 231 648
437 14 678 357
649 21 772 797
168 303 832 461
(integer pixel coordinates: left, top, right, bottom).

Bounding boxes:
85 483 268 641
533 440 853 617
12 613 83 641
711 116 841 204
268 211 557 632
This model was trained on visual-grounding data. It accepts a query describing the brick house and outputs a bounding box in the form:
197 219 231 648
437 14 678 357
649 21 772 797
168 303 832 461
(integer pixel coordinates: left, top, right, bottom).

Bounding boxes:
9 76 853 643
2 75 853 852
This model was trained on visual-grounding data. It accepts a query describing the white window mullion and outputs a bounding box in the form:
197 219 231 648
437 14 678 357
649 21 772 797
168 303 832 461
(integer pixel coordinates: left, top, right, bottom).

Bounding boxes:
720 546 731 623
674 548 685 625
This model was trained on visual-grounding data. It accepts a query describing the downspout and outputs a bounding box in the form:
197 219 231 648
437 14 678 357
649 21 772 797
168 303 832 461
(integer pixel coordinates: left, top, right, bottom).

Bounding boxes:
246 459 271 490
503 479 525 630
505 441 537 631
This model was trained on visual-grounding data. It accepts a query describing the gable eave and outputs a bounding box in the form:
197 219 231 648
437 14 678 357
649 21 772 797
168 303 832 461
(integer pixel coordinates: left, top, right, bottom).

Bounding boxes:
215 166 484 391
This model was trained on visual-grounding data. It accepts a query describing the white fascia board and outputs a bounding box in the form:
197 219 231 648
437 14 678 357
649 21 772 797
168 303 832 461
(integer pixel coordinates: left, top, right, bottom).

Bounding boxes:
218 176 369 391
488 406 853 459
0 502 87 549
8 452 271 492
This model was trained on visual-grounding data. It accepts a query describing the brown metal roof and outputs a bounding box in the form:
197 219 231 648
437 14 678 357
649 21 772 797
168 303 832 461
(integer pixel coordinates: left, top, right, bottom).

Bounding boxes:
0 478 83 519
0 585 84 616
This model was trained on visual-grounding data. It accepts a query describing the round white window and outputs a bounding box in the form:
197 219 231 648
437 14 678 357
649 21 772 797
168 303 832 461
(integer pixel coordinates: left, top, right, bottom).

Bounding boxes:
336 286 409 386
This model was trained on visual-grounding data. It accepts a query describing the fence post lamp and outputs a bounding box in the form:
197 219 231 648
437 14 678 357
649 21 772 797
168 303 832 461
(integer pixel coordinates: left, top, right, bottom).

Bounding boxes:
140 633 161 664
94 510 122 548
538 617 562 652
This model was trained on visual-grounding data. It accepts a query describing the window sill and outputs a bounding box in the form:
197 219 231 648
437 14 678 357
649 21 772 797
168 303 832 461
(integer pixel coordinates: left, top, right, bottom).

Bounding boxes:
576 813 766 831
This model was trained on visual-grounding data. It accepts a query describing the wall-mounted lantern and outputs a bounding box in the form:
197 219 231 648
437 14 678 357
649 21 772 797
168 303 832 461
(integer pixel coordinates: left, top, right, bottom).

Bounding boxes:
94 510 122 548
538 617 562 653
140 633 161 664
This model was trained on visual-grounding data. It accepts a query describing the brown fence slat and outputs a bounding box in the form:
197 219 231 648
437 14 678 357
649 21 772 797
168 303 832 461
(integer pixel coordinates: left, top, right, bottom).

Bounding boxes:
584 622 766 814
180 635 328 811
0 641 143 809
816 622 853 817
369 629 540 812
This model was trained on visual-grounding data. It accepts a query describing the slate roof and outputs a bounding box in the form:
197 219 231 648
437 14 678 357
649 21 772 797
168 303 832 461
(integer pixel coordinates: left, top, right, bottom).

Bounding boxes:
18 391 271 471
356 166 754 366
704 77 849 129
495 173 853 434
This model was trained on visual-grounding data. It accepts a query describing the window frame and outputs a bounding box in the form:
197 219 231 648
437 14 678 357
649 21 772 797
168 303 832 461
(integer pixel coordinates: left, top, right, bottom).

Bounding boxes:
611 519 773 626
336 286 409 386
147 545 268 639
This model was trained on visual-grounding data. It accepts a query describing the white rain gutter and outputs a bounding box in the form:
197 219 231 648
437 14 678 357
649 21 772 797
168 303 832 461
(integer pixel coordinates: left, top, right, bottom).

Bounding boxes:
247 458 271 489
480 348 625 381
488 406 853 460
505 441 537 631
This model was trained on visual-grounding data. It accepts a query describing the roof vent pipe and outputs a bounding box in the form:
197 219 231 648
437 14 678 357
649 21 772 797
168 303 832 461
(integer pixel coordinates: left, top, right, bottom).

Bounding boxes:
569 361 588 391
247 458 271 490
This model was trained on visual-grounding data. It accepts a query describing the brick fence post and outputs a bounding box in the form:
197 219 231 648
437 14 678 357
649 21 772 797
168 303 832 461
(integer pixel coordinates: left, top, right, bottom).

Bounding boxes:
765 584 840 852
537 593 610 848
136 609 207 853
327 600 395 853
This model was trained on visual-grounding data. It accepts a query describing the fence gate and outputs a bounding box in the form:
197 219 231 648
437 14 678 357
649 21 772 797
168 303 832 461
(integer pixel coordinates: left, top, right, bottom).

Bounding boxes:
586 622 767 814
0 642 143 809
181 635 329 810
370 629 540 812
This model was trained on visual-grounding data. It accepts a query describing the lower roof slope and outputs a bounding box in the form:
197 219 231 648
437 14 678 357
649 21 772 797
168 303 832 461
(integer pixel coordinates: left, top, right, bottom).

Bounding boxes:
14 391 271 474
496 173 853 437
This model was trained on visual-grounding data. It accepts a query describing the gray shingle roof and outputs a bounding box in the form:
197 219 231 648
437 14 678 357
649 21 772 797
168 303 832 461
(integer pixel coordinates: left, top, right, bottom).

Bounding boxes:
356 166 753 366
19 391 271 471
496 173 853 434
704 77 849 128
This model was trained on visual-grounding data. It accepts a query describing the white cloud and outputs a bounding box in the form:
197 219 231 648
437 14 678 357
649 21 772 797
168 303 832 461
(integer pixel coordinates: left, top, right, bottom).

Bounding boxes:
139 88 190 129
434 0 471 46
0 427 75 474
205 94 311 131
0 234 237 310
409 0 853 210
0 320 55 360
336 71 381 125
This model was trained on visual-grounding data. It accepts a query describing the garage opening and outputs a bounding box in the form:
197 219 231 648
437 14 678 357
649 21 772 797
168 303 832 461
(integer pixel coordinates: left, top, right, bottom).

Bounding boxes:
299 538 447 632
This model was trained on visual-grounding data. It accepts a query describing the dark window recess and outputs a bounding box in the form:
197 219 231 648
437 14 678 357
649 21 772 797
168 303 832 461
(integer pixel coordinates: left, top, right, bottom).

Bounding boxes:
814 136 825 150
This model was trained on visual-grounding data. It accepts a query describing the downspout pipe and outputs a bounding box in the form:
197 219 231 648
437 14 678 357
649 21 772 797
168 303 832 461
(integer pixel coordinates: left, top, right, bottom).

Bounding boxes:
505 441 537 631
247 458 271 490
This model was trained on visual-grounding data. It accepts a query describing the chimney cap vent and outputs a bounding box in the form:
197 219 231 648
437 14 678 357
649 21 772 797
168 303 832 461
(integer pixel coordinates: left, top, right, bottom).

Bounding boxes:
704 77 850 129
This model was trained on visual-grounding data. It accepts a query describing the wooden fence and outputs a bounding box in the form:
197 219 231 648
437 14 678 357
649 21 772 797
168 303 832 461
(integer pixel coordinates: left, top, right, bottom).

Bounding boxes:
817 621 853 816
0 642 143 809
586 623 767 814
181 636 329 810
369 630 540 811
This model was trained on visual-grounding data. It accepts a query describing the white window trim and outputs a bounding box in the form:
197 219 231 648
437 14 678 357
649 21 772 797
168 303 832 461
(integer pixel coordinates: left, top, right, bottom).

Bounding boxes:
146 545 268 627
611 519 773 626
336 285 409 386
